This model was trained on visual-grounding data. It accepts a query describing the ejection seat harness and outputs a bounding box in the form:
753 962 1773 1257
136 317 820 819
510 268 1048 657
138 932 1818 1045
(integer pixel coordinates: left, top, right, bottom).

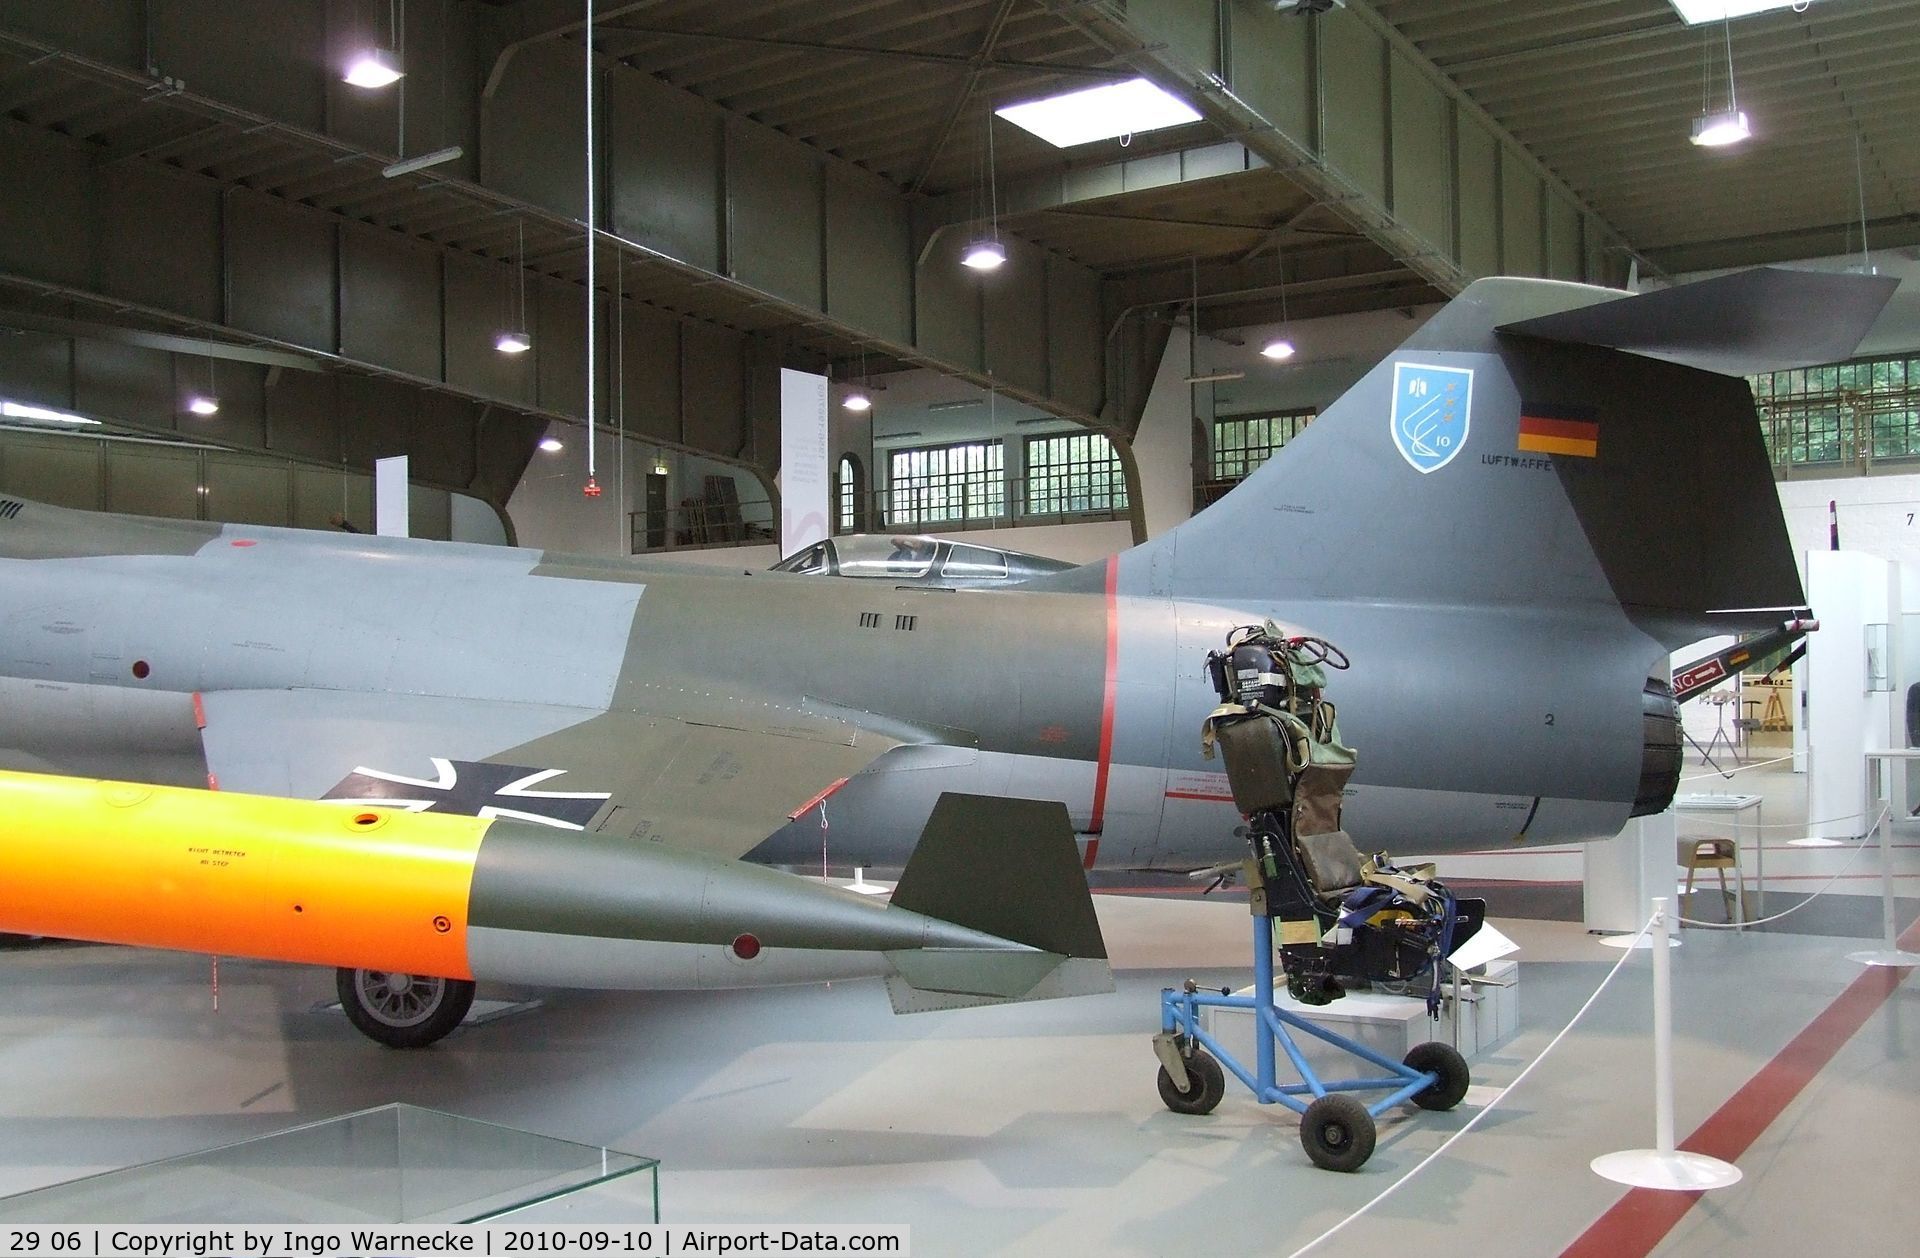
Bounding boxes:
1150 624 1480 1172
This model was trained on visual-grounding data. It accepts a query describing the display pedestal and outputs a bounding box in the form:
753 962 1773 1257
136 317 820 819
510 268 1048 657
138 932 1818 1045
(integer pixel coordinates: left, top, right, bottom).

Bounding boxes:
1586 811 1677 942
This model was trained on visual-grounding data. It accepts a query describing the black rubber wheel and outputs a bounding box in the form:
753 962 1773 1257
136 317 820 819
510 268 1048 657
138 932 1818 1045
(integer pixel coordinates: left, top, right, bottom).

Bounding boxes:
337 967 476 1049
1156 1044 1227 1115
1300 1094 1376 1172
1403 1041 1471 1112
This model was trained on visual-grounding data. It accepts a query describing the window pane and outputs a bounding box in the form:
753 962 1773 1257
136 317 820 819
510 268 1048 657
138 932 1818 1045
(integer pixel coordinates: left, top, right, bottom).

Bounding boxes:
886 440 1006 526
1205 408 1316 504
1023 432 1127 517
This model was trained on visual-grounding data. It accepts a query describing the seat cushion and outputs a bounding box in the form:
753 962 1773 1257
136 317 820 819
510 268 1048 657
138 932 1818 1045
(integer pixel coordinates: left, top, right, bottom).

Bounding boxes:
1296 830 1365 897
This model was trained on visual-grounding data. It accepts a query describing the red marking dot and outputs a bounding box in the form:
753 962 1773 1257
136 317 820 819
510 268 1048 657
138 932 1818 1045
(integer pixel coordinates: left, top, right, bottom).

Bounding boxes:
131 660 150 679
230 539 257 548
352 812 380 827
731 933 762 961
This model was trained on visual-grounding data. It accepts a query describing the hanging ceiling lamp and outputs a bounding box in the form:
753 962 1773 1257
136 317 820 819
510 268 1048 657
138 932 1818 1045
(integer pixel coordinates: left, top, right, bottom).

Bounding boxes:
1690 13 1751 148
964 101 1007 272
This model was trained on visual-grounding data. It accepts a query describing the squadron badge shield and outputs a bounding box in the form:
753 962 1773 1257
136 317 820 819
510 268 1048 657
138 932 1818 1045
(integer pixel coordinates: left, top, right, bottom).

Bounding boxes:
1391 361 1473 474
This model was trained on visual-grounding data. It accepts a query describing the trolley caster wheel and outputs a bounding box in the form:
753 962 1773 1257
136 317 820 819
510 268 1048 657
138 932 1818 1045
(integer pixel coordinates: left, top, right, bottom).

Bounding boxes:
337 967 475 1049
1403 1041 1470 1112
1300 1094 1376 1172
1156 1044 1227 1115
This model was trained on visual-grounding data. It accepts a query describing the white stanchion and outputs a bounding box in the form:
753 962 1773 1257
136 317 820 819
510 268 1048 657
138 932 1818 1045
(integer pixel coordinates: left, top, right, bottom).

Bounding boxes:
1848 798 1920 967
845 867 888 896
1591 897 1743 1191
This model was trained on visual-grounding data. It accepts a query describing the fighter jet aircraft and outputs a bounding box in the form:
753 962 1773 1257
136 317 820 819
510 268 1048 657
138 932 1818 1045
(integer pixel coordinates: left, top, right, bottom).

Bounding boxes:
0 267 1894 1046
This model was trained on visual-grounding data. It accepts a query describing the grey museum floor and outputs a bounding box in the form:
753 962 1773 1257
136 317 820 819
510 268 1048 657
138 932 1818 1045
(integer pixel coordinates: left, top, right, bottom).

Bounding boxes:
2 760 1915 1257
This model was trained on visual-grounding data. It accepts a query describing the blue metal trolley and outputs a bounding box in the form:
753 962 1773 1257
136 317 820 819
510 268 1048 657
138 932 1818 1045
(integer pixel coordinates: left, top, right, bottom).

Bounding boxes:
1153 911 1469 1171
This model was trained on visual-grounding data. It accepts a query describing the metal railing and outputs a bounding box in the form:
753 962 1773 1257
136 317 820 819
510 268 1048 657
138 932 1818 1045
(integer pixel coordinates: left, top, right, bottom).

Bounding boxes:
624 477 1131 555
861 473 1129 534
628 498 775 554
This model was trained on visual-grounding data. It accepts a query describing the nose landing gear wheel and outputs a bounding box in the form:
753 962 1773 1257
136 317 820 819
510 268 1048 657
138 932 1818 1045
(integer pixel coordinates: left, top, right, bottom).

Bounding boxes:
1300 1094 1376 1172
337 967 475 1049
1156 1044 1227 1115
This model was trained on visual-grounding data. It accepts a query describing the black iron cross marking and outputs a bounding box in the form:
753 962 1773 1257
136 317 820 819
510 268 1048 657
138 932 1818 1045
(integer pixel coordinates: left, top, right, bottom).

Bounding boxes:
322 758 611 830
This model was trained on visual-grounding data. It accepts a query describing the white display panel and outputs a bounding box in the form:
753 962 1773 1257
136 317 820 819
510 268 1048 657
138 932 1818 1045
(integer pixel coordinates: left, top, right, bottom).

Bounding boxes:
779 368 830 557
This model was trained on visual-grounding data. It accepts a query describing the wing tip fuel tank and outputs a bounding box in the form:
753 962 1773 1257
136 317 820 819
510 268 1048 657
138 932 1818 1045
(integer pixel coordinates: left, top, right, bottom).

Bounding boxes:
0 773 1111 1011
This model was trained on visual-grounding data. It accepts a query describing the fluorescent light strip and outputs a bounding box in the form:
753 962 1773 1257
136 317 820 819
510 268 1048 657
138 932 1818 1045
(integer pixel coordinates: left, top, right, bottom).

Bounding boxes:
995 77 1201 149
1 401 98 425
383 146 464 178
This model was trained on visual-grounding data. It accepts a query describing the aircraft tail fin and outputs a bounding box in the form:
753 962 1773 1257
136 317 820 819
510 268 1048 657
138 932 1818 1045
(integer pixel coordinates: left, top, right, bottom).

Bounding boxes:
883 792 1112 1013
1096 268 1894 650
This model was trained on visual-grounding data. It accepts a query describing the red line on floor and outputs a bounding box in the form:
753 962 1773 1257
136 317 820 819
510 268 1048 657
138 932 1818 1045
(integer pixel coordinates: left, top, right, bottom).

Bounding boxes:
1559 916 1920 1258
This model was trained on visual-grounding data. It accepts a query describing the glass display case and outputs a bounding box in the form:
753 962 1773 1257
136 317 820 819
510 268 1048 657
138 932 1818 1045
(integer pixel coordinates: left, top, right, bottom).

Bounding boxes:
0 1104 657 1224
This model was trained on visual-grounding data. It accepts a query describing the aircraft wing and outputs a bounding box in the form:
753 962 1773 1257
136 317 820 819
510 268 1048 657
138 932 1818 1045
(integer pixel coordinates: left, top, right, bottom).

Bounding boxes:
198 687 917 859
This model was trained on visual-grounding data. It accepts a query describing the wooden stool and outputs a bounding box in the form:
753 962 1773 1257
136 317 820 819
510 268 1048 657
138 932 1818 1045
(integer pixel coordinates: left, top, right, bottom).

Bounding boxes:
1678 836 1740 920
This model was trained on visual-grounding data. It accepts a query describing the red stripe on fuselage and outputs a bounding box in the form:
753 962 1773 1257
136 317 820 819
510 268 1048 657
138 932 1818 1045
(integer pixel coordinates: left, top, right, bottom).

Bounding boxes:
1087 556 1120 862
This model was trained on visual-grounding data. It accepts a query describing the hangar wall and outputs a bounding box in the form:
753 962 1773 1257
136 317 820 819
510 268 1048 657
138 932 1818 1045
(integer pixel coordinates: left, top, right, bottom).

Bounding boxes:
0 0 1110 523
0 427 504 543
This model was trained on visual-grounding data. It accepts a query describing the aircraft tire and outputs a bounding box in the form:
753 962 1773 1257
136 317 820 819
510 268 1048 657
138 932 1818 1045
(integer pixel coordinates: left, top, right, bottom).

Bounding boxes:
1156 1043 1226 1115
1403 1041 1470 1111
337 967 476 1049
1300 1094 1374 1172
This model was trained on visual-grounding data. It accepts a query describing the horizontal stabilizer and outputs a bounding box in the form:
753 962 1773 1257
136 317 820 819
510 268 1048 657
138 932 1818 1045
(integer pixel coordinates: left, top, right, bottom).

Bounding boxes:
1498 267 1897 376
891 793 1107 960
883 792 1112 1013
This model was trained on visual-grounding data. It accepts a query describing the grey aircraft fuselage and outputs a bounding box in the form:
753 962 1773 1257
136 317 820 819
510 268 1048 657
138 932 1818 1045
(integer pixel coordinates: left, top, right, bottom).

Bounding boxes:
0 504 1647 871
7 269 1838 871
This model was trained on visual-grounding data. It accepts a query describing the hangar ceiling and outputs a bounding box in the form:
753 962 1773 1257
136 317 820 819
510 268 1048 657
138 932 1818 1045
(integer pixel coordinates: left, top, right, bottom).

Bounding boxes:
0 0 1906 520
1370 0 1920 274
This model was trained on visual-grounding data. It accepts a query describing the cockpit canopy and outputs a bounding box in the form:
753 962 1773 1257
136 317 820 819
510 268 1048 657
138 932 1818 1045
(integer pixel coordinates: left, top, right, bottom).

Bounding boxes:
771 535 1078 587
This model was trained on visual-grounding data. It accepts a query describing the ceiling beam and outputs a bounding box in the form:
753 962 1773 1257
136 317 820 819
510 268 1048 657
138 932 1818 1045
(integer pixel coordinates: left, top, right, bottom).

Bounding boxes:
907 0 1022 196
595 24 1133 81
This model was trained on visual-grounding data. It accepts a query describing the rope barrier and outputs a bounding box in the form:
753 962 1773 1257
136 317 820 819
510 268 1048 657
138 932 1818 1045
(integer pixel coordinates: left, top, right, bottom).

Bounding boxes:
1675 805 1888 929
1680 808 1884 832
1679 753 1796 784
1286 909 1657 1257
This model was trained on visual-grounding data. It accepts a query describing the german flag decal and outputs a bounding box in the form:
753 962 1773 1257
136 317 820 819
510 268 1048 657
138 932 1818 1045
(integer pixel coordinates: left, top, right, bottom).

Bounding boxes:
1517 405 1599 458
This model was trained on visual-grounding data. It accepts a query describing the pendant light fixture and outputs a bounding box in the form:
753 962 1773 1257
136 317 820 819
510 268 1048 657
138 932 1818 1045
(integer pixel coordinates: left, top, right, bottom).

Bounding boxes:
496 219 532 353
963 103 1007 271
1261 245 1296 360
345 0 405 88
1690 13 1750 148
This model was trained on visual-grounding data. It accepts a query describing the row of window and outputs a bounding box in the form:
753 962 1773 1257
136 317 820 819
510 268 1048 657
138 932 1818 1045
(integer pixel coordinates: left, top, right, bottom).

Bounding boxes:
841 417 1321 532
1752 353 1920 467
835 433 1131 530
841 348 1920 534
